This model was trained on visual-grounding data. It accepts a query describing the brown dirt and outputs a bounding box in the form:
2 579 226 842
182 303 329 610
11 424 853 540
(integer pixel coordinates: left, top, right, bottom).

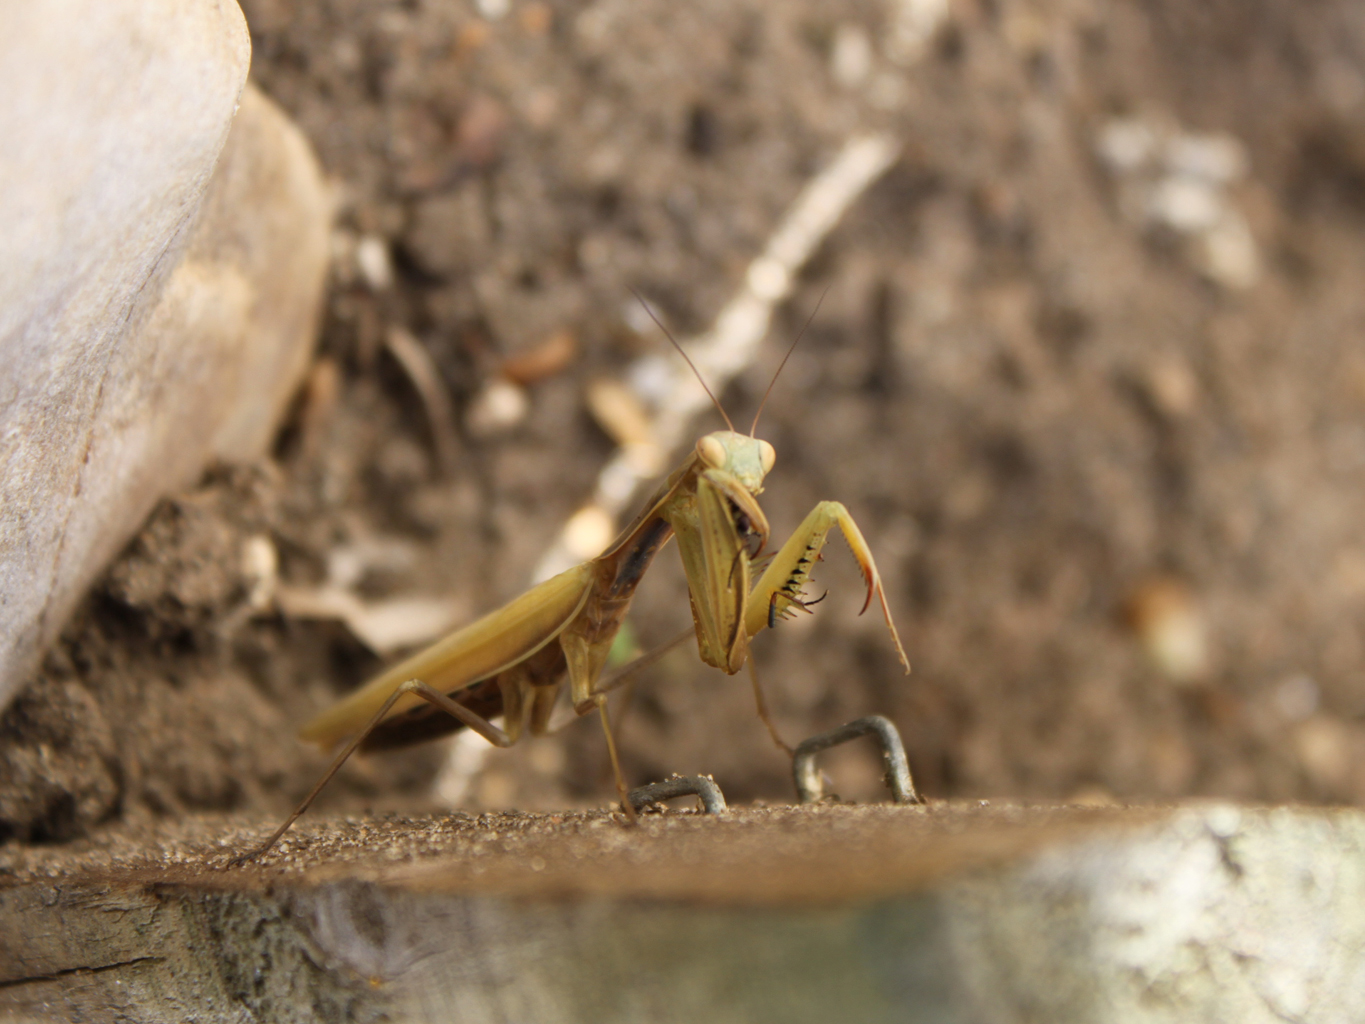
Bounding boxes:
6 0 1365 849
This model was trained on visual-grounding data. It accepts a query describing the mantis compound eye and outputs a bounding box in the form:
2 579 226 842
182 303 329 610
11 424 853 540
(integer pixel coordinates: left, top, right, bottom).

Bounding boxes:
697 435 727 468
757 439 776 474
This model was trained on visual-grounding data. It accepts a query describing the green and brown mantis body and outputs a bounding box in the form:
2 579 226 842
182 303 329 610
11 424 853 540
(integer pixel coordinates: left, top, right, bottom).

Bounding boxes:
238 329 909 861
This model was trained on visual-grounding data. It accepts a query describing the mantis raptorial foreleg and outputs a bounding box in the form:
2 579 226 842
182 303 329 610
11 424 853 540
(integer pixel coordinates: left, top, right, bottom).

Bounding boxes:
745 501 910 673
727 501 909 759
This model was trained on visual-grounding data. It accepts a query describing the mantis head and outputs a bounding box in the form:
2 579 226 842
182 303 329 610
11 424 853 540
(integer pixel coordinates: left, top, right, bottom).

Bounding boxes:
696 430 776 493
627 286 815 496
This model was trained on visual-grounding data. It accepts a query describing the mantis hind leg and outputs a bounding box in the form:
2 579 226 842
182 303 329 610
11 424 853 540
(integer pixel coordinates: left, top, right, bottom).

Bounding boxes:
744 501 910 674
596 697 637 823
232 679 516 863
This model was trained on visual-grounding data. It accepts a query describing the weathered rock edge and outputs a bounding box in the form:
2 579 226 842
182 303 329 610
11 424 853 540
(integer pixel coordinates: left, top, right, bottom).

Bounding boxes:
0 3 330 712
0 803 1359 1023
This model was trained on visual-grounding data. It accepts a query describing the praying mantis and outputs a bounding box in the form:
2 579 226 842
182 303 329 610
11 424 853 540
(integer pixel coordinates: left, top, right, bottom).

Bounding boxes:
236 304 909 860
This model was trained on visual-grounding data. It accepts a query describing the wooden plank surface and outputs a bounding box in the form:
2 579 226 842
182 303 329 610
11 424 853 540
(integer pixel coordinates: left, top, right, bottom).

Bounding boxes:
2 802 1363 1023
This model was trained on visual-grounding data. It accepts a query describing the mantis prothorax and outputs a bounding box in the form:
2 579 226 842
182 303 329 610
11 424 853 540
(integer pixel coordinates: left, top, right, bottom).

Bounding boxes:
236 301 909 860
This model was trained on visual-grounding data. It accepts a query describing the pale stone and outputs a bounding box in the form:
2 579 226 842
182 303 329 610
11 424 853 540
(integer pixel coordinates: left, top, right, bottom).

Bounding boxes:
831 23 874 89
0 2 330 710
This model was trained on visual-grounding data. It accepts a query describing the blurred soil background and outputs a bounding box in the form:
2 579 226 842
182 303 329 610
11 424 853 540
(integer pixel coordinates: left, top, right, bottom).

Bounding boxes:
6 0 1365 844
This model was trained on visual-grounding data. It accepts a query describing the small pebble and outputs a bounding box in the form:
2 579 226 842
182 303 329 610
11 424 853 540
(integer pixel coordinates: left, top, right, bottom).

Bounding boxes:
1125 577 1209 684
1097 119 1156 173
1147 176 1223 233
465 378 529 436
1197 212 1260 290
355 235 393 291
240 535 278 612
831 24 873 88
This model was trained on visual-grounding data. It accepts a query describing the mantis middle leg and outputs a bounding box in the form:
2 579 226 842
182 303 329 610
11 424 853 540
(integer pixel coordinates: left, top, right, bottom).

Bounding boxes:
562 629 638 820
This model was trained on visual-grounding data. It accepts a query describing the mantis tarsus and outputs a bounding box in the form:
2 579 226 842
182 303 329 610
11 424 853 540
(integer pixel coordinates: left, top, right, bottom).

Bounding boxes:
237 303 909 860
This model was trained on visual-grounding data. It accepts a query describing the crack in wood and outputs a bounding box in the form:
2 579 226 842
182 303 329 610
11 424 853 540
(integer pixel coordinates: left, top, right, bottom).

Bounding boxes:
0 955 166 990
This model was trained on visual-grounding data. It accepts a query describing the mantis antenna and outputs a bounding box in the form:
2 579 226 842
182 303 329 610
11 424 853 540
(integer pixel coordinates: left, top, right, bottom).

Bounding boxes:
750 287 828 437
629 288 736 432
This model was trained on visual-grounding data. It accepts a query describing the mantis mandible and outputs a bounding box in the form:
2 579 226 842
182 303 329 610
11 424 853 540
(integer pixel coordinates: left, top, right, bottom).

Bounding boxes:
237 302 909 860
